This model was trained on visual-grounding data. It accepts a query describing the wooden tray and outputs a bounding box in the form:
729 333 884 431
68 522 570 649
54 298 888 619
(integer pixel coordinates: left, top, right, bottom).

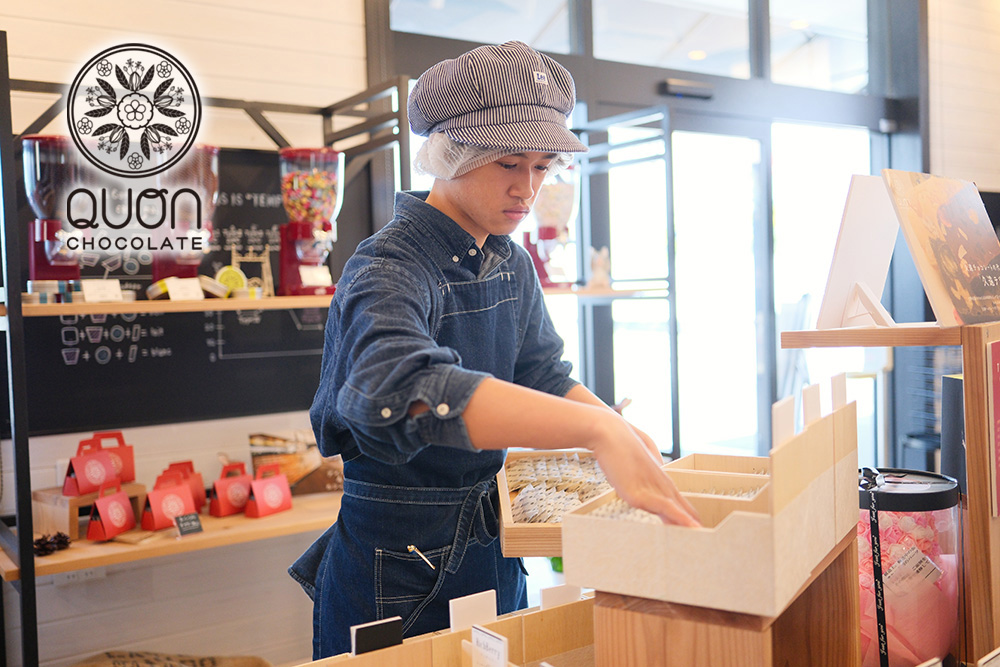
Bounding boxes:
32 483 147 540
497 449 603 558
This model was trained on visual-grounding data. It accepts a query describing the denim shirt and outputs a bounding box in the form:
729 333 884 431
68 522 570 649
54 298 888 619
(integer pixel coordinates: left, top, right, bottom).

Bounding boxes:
309 191 577 488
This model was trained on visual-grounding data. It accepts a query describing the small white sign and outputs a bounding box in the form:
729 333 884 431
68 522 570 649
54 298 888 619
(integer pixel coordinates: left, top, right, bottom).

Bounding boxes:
81 279 123 303
449 588 496 632
165 277 204 301
470 625 507 667
540 584 582 610
883 546 942 597
299 265 333 287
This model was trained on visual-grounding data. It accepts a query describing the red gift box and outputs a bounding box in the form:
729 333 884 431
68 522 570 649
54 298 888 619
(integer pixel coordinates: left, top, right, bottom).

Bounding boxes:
141 472 197 531
166 460 206 510
209 463 252 517
86 480 136 541
244 464 292 518
78 431 135 483
62 441 117 496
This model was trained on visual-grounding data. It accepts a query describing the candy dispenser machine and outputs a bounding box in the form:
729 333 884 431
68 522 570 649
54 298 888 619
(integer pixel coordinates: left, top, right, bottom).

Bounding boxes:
524 165 579 287
151 144 220 282
22 135 82 281
278 147 344 296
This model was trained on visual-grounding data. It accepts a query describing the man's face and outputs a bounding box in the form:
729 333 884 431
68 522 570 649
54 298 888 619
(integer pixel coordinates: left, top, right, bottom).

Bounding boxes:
427 152 558 246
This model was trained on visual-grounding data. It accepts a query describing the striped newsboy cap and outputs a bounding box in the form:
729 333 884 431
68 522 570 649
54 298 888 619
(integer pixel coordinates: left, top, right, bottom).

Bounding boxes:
408 40 587 153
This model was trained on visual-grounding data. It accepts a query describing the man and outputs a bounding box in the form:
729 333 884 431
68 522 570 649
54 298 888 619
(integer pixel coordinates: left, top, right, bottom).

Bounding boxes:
291 40 698 659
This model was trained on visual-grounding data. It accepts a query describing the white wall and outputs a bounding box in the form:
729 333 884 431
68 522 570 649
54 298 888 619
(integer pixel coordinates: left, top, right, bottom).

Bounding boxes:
1 1 367 665
928 0 1000 190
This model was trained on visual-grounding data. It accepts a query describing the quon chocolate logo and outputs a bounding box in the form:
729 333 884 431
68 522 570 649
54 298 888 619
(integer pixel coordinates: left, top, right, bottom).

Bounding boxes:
67 43 201 178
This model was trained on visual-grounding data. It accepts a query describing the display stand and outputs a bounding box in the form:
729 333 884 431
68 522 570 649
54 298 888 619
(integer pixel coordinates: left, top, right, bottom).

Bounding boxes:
782 322 1000 664
592 532 859 667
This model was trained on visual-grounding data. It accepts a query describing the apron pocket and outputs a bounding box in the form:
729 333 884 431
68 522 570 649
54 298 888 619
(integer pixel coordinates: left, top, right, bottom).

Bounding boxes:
375 543 449 635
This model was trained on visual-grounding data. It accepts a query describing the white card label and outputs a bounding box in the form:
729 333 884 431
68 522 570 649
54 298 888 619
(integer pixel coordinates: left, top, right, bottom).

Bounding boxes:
449 588 496 631
883 546 942 596
81 279 123 303
299 265 333 287
165 277 204 300
471 625 507 667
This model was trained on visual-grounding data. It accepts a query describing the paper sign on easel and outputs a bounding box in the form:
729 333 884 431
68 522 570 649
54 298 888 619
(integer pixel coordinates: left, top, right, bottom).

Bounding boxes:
816 174 900 330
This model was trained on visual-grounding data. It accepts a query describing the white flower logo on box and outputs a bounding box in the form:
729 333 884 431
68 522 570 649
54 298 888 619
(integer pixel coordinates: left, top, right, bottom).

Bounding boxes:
67 43 201 178
161 493 185 519
108 452 123 476
227 482 249 508
84 459 108 485
263 485 282 509
107 500 128 528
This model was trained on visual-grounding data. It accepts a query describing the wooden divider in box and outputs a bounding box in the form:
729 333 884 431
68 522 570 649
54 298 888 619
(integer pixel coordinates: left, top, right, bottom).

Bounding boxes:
562 377 858 619
665 452 770 476
32 483 147 540
299 595 595 667
497 449 608 557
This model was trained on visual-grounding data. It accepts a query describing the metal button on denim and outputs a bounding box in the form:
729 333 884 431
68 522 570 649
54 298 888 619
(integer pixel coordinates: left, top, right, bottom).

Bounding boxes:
381 407 392 418
436 403 450 416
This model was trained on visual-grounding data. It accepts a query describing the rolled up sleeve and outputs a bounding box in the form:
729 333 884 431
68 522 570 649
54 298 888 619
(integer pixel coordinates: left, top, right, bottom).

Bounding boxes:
314 260 490 464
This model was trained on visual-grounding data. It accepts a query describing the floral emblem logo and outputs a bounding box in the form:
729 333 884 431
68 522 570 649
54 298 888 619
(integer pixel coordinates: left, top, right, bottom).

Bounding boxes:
107 500 128 528
84 459 108 485
161 493 186 519
67 44 201 178
227 482 249 508
263 484 283 508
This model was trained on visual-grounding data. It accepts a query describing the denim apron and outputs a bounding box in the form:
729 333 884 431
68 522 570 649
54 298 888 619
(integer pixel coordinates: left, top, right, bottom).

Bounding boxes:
290 219 532 658
291 457 527 658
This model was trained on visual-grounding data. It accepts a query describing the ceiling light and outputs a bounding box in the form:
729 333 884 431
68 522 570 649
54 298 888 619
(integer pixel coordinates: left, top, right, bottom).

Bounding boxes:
688 50 707 61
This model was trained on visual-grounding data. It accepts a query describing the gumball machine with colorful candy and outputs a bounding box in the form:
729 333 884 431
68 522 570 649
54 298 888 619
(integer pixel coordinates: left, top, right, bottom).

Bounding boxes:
22 135 83 281
151 144 220 282
524 165 579 287
278 147 344 296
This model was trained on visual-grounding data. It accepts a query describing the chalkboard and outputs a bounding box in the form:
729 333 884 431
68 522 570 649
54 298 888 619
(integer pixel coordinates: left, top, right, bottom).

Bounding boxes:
3 147 374 436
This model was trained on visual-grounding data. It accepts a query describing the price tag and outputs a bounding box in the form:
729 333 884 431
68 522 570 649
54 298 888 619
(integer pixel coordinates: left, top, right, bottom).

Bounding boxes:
81 279 123 303
165 277 205 301
470 625 508 667
883 546 942 596
173 512 203 537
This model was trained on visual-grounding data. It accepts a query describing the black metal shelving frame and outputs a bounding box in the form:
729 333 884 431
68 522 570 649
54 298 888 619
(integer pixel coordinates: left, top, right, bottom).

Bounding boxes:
0 30 410 665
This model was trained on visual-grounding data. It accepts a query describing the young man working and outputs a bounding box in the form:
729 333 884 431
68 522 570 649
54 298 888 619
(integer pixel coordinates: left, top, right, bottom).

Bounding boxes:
291 40 698 659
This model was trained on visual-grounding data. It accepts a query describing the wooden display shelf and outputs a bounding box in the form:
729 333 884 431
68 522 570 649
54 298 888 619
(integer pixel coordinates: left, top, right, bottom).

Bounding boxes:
0 286 664 321
0 491 341 581
780 322 960 348
15 294 335 317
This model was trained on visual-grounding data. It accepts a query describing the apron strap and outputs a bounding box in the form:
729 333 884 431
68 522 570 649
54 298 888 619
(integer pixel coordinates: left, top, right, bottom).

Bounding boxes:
444 479 495 574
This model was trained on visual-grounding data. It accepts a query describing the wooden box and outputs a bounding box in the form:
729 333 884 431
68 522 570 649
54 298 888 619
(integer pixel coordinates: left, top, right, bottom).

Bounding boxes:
497 449 608 557
563 376 858 618
32 483 147 540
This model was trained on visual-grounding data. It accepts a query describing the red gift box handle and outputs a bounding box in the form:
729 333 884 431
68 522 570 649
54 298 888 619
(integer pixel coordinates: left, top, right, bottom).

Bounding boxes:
87 431 127 448
76 440 105 455
220 463 247 478
256 464 282 480
167 461 196 476
97 479 123 496
154 471 185 489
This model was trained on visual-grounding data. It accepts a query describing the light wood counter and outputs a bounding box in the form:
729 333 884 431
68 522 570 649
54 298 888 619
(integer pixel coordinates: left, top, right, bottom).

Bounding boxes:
0 491 341 581
780 322 960 348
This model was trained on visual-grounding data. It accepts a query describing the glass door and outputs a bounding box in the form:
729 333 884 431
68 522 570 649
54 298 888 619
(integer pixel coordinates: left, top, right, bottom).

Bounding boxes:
670 129 766 456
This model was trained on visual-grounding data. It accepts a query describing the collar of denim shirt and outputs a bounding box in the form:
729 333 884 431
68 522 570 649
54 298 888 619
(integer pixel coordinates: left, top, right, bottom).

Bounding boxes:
394 191 513 278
